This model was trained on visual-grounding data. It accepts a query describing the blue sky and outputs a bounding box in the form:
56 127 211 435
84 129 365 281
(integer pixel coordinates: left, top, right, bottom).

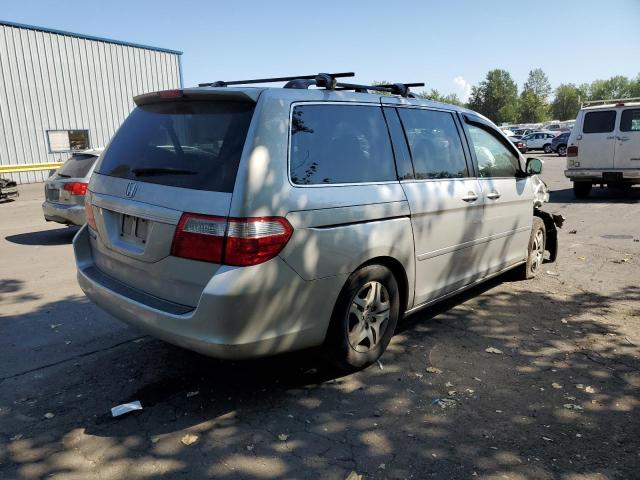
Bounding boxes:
2 0 639 100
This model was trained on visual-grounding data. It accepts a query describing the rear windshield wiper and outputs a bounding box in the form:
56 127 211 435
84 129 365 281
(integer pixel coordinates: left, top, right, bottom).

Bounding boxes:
131 167 197 177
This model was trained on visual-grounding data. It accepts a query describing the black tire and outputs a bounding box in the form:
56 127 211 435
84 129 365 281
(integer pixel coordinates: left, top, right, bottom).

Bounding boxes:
573 182 592 198
557 145 567 156
324 264 401 371
543 144 552 154
517 217 546 280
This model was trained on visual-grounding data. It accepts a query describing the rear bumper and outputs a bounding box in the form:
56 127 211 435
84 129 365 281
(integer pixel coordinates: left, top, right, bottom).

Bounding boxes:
42 201 85 225
564 169 640 183
73 225 345 359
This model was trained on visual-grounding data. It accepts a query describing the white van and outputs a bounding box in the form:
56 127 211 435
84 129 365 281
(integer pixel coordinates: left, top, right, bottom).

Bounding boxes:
565 99 640 197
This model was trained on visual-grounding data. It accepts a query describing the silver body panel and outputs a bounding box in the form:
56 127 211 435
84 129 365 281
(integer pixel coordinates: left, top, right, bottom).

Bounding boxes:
74 87 536 358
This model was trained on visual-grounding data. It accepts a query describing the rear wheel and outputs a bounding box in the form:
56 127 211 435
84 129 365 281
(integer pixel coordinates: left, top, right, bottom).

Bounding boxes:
573 182 592 198
557 145 567 156
324 264 400 371
543 144 552 154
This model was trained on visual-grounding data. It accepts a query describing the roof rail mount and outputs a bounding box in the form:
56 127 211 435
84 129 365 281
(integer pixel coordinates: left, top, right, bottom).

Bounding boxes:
582 96 640 107
199 72 424 98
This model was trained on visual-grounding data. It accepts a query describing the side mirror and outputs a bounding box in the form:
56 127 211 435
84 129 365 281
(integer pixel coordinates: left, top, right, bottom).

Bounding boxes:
526 157 543 175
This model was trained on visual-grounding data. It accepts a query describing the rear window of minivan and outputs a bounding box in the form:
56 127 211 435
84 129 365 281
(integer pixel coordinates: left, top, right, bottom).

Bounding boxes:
583 110 616 133
57 153 98 178
96 101 255 192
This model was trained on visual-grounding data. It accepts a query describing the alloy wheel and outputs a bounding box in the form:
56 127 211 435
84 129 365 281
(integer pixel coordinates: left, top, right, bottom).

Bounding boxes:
347 281 390 353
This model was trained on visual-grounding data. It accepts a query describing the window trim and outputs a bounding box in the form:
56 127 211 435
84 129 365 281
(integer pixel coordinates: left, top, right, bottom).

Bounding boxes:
46 129 91 154
461 114 526 179
393 105 473 182
287 101 400 188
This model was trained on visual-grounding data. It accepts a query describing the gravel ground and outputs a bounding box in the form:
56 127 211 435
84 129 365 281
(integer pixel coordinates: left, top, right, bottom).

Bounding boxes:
0 155 638 480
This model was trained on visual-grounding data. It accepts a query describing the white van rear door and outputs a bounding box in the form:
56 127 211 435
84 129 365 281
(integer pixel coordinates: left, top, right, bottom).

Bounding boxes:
578 109 617 169
614 107 640 169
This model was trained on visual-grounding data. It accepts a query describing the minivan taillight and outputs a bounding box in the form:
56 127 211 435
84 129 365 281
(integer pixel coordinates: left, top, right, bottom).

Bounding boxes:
85 198 97 230
567 146 578 157
170 214 293 266
64 182 88 196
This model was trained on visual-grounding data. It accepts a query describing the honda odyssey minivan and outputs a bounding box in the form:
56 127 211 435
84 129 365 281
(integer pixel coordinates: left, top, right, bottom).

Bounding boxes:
74 73 560 370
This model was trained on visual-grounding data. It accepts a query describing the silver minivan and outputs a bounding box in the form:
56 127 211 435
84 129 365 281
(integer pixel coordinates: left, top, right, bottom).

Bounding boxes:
73 73 561 370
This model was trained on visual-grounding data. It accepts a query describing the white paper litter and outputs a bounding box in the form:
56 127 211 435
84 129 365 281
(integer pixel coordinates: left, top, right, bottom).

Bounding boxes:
111 401 143 417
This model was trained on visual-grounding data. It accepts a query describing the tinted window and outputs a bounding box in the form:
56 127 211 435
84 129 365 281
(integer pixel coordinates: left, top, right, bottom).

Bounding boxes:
290 105 395 185
583 110 616 133
57 154 98 178
96 101 255 192
397 108 467 179
620 109 640 132
466 123 521 178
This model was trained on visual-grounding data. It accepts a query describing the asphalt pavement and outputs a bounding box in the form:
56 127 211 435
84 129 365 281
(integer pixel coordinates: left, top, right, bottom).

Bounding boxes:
0 154 638 480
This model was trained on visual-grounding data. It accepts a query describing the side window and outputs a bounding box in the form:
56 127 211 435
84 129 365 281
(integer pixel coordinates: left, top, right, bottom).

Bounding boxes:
583 110 616 133
466 122 521 178
620 109 640 132
290 105 396 185
397 108 468 179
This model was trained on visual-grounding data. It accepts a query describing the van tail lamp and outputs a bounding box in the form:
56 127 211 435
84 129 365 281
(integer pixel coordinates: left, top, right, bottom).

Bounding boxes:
158 89 183 99
63 182 88 196
567 146 578 157
171 214 293 266
85 196 97 230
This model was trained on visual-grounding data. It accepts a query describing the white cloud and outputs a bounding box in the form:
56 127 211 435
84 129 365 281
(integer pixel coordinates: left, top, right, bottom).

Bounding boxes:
453 75 472 102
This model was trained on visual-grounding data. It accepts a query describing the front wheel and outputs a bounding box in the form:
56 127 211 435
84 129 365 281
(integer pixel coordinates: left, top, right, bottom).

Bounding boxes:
517 217 546 280
324 264 400 371
543 144 552 154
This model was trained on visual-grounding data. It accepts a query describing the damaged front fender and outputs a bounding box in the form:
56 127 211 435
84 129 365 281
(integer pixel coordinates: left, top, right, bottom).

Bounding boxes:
535 208 564 263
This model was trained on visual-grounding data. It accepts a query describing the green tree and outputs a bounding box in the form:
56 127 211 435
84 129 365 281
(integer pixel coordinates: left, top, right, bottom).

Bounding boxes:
467 69 519 124
588 75 634 100
518 68 551 123
415 88 463 106
551 83 582 120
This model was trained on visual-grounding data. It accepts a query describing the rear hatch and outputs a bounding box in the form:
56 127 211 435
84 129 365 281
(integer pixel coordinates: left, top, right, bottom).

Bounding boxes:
45 153 98 205
86 89 259 307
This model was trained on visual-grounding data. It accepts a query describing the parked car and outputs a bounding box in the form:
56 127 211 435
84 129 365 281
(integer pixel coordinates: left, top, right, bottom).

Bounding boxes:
521 131 558 153
565 99 640 198
73 74 561 370
0 177 19 201
42 148 103 225
509 135 528 153
550 131 571 156
512 128 534 136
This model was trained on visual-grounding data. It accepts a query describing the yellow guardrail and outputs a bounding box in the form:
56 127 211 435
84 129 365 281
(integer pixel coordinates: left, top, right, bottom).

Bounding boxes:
0 162 65 174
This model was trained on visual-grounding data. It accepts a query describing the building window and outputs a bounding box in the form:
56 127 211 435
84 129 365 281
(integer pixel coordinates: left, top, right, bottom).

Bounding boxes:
47 130 90 153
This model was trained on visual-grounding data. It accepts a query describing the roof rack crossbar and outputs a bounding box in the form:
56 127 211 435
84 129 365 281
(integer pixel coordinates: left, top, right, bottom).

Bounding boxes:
582 96 640 107
335 81 425 97
199 72 355 88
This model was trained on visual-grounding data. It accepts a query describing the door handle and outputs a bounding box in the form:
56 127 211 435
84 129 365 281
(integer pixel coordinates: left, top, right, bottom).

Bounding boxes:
461 192 479 202
606 135 616 140
619 136 629 142
486 190 501 200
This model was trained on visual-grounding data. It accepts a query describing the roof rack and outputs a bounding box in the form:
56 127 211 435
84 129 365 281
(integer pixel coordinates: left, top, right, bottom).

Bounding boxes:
199 72 425 98
582 96 640 107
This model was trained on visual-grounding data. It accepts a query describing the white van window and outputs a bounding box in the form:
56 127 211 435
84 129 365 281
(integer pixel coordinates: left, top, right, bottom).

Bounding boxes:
583 110 616 134
620 109 640 132
397 109 468 179
290 105 396 185
466 123 520 178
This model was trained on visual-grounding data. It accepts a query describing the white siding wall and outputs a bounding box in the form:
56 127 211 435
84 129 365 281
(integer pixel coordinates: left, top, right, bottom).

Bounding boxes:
0 24 181 183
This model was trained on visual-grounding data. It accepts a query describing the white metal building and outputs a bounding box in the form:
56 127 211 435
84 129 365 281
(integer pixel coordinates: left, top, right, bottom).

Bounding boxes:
0 20 182 183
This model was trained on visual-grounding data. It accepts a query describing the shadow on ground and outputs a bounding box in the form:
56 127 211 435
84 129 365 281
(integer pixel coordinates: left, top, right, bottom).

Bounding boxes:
549 185 640 205
5 226 79 246
1 276 638 479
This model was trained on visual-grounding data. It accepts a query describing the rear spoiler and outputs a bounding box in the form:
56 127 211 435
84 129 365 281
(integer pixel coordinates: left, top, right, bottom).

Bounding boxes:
134 88 261 106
